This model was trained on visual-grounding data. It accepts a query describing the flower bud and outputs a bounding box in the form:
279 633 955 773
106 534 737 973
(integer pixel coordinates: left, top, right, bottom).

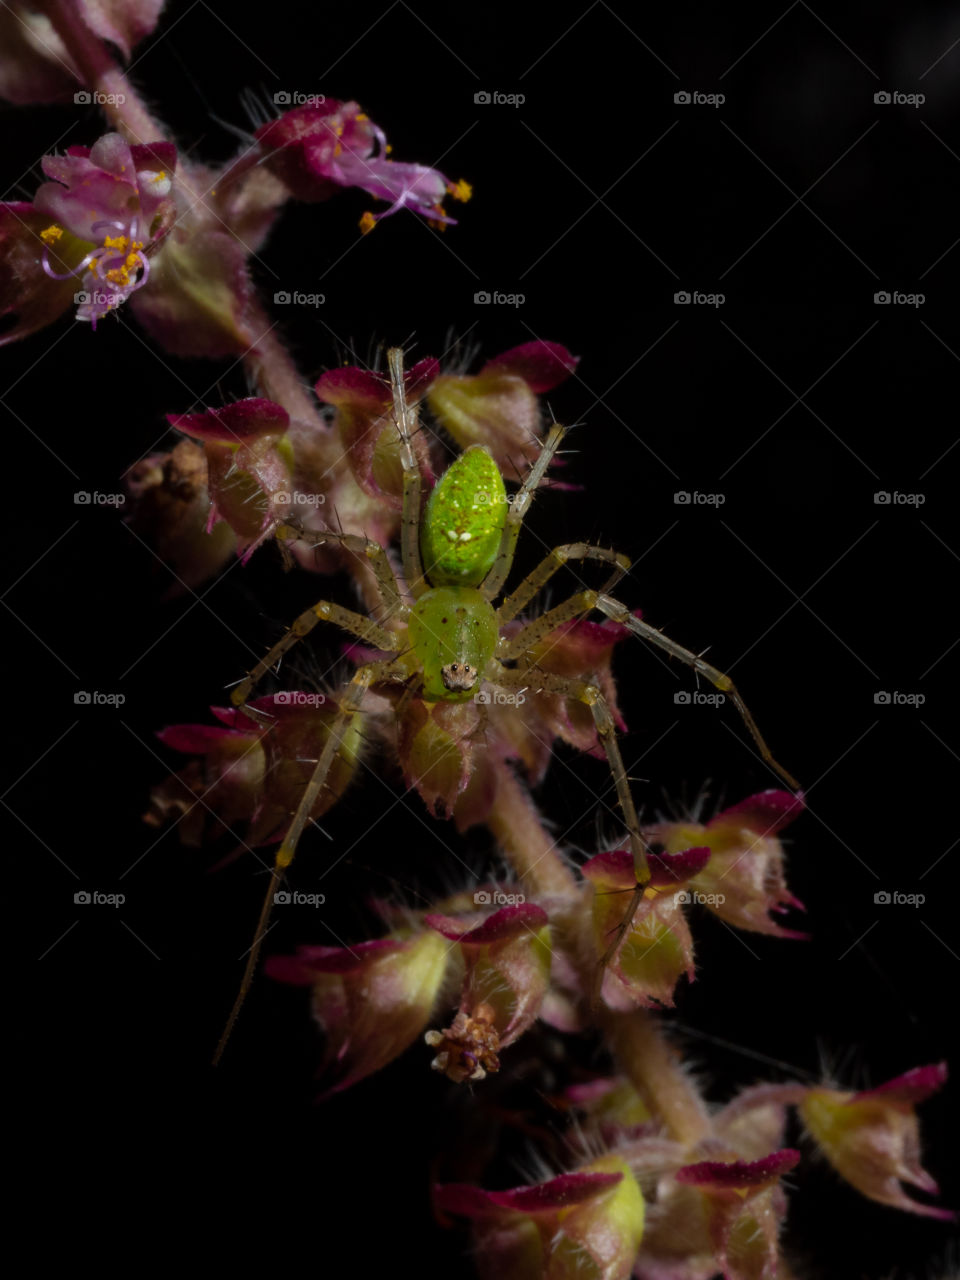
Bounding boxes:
267 929 452 1096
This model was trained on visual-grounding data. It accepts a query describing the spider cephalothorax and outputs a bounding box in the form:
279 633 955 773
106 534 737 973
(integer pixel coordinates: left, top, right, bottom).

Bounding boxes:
214 348 797 1060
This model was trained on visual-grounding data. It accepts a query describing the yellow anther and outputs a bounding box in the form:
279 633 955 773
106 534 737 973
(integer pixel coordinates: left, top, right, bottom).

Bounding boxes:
151 171 167 184
103 234 129 251
358 210 377 235
40 224 63 244
448 178 472 203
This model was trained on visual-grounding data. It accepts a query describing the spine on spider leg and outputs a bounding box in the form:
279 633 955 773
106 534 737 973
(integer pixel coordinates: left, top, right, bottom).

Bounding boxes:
387 348 425 596
483 424 567 601
213 669 378 1063
212 862 285 1066
595 594 800 791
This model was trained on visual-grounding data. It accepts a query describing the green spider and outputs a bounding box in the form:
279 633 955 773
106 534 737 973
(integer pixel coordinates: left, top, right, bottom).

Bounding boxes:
213 348 797 1061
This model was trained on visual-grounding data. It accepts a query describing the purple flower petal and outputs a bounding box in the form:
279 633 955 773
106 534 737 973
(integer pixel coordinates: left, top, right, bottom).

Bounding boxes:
481 340 579 393
710 788 805 835
676 1148 801 1189
425 902 548 943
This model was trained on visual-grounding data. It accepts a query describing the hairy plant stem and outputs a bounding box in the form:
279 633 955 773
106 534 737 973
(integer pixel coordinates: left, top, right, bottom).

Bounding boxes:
243 299 325 426
486 762 579 899
41 0 168 149
600 1008 711 1146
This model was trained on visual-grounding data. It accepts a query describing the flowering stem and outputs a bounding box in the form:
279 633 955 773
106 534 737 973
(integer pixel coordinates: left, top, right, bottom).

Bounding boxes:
243 300 326 427
485 763 709 1142
212 148 267 202
600 1009 711 1146
40 0 166 144
486 763 579 899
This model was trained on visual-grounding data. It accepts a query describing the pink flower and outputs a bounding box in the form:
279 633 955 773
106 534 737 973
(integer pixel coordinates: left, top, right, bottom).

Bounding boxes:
314 357 438 507
437 1155 645 1280
424 902 552 1081
581 846 709 1009
427 340 579 474
799 1063 952 1219
146 694 362 848
668 1149 801 1280
32 133 176 327
0 203 89 344
124 441 237 595
167 398 292 561
266 932 451 1097
255 99 471 231
645 790 807 939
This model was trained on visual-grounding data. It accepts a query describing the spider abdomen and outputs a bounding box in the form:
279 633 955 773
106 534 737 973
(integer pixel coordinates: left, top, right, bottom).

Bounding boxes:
420 445 507 587
408 587 498 703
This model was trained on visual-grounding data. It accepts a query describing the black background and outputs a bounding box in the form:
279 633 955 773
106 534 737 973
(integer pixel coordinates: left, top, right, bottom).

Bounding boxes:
5 3 959 1275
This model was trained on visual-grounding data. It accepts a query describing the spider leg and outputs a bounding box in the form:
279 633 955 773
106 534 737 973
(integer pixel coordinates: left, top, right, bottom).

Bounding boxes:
214 658 400 1064
594 592 799 790
496 588 602 662
486 657 653 988
496 543 630 626
481 424 567 601
277 522 407 623
230 600 399 710
387 347 430 599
